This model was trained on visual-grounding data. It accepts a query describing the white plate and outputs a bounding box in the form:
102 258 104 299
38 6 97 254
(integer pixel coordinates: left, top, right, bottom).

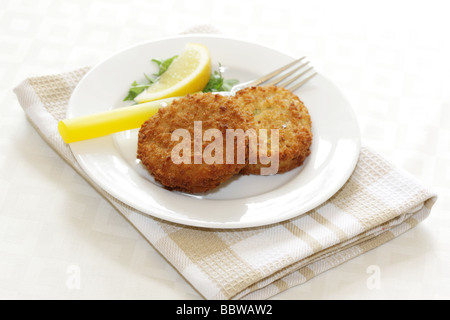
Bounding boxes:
68 34 361 229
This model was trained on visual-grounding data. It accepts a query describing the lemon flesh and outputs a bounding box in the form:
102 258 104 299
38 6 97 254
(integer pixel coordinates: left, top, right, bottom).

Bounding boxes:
134 43 211 103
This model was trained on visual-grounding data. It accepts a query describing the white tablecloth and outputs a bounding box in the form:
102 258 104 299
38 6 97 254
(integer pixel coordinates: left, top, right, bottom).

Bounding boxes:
1 0 449 300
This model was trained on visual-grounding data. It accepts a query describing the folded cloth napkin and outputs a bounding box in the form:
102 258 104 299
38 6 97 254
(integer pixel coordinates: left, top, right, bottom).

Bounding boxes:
13 59 437 300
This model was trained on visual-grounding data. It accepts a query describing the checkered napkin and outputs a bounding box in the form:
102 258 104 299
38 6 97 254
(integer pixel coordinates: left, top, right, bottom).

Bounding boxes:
13 63 437 300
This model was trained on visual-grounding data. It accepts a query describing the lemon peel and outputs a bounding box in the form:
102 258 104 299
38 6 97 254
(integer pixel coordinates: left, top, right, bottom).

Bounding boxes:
134 43 211 103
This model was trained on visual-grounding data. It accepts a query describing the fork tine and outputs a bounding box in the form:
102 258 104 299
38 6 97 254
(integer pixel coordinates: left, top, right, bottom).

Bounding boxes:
264 61 310 87
285 71 318 92
229 56 316 95
246 56 305 87
277 66 314 88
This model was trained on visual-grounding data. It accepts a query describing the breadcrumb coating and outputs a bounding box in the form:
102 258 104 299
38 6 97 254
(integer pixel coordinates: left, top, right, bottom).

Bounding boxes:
137 93 252 193
234 86 313 175
137 86 313 194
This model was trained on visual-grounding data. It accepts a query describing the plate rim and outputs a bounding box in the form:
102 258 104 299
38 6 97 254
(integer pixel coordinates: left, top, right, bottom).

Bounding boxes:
67 34 361 229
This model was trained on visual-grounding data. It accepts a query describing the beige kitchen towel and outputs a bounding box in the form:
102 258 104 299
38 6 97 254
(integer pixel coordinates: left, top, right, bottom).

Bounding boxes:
14 66 437 300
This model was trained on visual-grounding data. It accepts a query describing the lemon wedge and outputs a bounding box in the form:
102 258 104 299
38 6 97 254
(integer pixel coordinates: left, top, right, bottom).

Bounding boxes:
134 43 211 103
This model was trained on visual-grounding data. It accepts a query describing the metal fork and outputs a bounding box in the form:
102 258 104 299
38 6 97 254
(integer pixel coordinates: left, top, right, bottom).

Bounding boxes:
225 56 317 96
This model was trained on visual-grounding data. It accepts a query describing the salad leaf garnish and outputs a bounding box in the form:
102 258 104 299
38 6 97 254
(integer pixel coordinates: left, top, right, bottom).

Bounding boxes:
123 55 178 101
124 59 239 101
123 81 151 101
203 64 239 93
151 56 178 77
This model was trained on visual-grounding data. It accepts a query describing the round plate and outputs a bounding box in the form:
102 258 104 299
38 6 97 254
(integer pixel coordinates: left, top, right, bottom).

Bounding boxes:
68 34 361 229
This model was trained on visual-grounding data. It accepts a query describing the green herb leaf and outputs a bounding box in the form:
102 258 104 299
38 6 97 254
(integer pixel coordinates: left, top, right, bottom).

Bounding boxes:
123 81 152 101
222 79 239 91
123 55 178 101
151 55 178 77
203 71 223 93
143 73 155 84
203 64 239 93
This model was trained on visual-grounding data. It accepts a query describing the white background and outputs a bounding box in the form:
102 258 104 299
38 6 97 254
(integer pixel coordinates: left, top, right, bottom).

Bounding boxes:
1 0 449 299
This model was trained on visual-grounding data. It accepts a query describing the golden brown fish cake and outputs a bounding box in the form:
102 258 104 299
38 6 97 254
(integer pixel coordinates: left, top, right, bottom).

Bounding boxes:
137 93 253 194
234 86 313 175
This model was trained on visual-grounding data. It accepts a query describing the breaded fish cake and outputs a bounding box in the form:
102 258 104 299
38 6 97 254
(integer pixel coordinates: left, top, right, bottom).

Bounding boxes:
137 93 253 194
234 86 312 175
